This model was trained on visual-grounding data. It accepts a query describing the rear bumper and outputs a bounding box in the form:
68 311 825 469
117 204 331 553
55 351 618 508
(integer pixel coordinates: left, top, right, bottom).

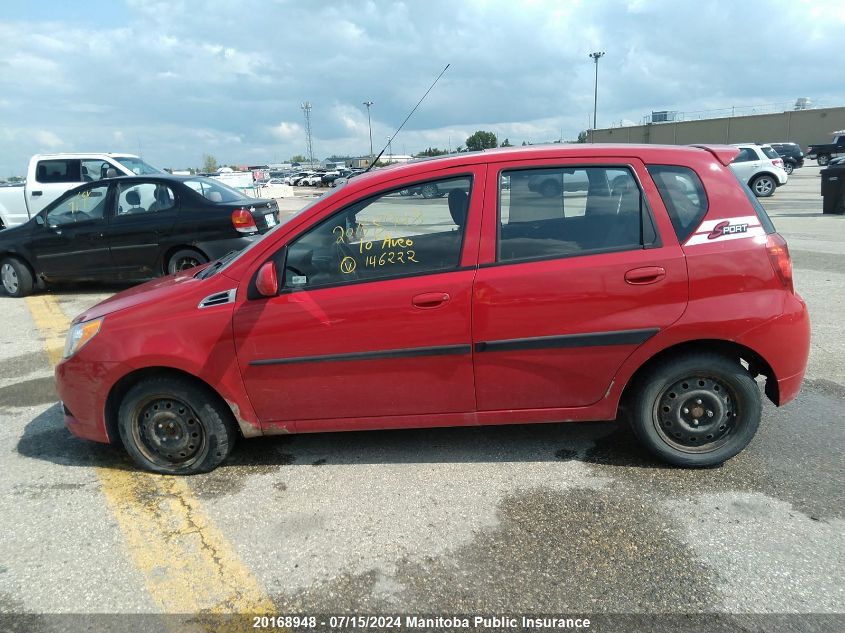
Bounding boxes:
737 292 810 406
196 234 261 261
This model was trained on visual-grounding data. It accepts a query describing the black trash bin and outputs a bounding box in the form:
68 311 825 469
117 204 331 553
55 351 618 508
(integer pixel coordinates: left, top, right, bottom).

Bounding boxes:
821 165 845 214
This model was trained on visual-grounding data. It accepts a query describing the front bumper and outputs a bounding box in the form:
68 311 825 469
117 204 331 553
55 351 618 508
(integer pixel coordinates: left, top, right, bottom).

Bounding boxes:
56 357 133 444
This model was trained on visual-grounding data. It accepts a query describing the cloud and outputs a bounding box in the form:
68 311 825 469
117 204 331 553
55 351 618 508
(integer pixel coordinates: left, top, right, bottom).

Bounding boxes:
270 121 303 141
34 130 63 149
0 0 843 173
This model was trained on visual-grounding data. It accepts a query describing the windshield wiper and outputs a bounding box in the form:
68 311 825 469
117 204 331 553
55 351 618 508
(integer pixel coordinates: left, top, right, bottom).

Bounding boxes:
195 250 238 279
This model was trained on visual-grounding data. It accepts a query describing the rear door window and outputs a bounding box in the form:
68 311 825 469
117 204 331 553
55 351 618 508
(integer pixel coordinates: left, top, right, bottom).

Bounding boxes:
646 165 708 242
35 160 81 184
497 166 653 262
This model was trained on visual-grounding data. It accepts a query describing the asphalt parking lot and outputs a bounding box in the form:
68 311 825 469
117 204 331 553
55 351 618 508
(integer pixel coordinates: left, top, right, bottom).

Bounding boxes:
0 167 842 631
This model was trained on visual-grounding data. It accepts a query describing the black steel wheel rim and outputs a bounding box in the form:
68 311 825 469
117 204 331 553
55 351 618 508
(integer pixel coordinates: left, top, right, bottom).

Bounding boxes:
652 374 738 453
131 396 206 468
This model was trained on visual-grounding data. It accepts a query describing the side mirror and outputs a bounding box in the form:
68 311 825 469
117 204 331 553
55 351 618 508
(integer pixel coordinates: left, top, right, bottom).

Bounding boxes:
255 261 278 297
35 215 45 226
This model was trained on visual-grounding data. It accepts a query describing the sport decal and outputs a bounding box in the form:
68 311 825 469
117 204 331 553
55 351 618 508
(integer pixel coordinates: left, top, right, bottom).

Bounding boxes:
685 215 765 246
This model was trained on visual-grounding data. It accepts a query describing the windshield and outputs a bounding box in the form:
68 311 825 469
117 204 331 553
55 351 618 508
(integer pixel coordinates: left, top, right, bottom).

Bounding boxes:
113 157 162 175
183 177 250 203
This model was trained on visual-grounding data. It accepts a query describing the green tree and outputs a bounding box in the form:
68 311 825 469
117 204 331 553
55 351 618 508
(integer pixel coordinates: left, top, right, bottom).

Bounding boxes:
290 154 307 163
202 153 218 172
521 141 528 146
465 130 498 152
577 130 589 143
500 138 513 147
415 147 448 157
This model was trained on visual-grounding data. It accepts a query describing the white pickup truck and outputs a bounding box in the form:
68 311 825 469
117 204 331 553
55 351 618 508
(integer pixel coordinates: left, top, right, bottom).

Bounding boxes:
0 153 162 229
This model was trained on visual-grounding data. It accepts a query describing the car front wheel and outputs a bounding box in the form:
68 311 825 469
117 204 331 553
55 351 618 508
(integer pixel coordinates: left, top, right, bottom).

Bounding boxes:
118 376 237 474
628 353 761 467
1 257 34 298
750 174 776 197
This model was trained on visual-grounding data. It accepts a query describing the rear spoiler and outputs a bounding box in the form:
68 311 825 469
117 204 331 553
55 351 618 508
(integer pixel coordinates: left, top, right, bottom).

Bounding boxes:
689 144 740 166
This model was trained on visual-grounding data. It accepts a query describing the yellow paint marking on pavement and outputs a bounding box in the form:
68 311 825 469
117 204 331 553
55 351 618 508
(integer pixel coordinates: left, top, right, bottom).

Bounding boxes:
25 294 276 620
24 295 69 365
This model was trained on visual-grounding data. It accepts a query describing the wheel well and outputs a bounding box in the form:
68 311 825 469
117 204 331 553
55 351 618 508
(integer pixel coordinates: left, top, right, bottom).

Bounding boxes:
160 245 207 275
620 339 779 409
104 366 240 444
749 172 777 184
0 252 35 275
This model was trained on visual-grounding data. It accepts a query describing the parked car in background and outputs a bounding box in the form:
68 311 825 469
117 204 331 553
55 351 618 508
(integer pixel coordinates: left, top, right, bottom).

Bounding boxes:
729 143 788 197
0 175 279 297
0 153 162 229
768 142 804 175
54 144 808 474
299 173 325 187
827 156 845 166
806 131 845 166
283 171 315 185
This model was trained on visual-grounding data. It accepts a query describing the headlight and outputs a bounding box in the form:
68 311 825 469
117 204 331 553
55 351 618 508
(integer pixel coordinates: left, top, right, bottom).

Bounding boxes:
63 317 104 359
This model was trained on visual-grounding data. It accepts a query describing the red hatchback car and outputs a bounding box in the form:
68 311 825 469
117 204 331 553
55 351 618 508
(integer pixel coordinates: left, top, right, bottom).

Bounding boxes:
56 145 810 474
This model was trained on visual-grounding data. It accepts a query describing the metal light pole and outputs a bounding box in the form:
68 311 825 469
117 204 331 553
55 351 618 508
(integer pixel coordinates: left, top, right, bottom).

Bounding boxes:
363 101 374 164
589 51 605 142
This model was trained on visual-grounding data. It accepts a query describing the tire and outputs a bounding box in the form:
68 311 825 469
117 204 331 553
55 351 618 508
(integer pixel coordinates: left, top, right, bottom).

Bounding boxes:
166 248 208 275
540 180 562 198
118 375 237 474
1 257 34 298
628 353 761 467
750 174 776 197
783 162 794 175
817 154 830 166
420 183 439 199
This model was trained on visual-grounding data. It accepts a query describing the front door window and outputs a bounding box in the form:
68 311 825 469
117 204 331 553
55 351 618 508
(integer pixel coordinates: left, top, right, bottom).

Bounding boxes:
284 176 471 289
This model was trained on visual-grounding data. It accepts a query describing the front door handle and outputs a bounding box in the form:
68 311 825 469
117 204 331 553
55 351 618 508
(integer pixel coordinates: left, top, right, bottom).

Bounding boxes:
31 191 42 196
625 266 666 285
412 292 450 309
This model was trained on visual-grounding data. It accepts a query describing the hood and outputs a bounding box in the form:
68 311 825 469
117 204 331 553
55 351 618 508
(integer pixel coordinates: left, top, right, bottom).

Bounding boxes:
73 267 207 323
0 220 32 242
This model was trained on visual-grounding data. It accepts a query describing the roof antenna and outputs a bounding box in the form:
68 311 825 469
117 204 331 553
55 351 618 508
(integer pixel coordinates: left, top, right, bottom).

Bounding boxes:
364 64 450 173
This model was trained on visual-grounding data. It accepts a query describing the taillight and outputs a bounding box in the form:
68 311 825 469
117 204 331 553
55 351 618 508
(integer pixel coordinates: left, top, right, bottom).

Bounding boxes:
772 158 784 168
231 207 257 234
766 233 793 292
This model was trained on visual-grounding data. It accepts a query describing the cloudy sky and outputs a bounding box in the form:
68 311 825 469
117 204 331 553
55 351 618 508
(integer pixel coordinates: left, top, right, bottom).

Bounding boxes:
1 0 843 174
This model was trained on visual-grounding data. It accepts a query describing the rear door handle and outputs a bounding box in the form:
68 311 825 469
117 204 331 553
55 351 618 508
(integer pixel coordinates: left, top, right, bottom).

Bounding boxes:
412 292 450 309
625 266 666 285
31 191 42 196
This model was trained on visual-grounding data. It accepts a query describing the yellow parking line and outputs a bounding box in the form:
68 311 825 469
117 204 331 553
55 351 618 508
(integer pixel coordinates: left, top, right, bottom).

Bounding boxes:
25 294 275 618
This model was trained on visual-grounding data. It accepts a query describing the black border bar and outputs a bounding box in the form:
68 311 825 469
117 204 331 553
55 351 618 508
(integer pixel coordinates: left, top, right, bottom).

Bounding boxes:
475 328 659 353
250 344 472 366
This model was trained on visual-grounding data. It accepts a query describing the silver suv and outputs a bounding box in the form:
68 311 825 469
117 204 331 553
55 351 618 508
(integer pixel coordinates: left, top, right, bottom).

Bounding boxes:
729 143 788 197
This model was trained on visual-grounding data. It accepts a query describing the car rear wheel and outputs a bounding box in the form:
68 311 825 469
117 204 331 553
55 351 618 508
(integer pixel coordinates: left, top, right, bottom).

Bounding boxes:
540 180 562 198
118 376 237 474
420 183 440 199
817 154 830 166
628 353 761 467
750 174 776 197
783 162 794 175
167 249 208 275
1 257 34 298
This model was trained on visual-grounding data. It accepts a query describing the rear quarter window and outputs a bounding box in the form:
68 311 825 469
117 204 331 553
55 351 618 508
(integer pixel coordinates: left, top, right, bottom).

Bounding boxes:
761 146 780 160
646 165 708 242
